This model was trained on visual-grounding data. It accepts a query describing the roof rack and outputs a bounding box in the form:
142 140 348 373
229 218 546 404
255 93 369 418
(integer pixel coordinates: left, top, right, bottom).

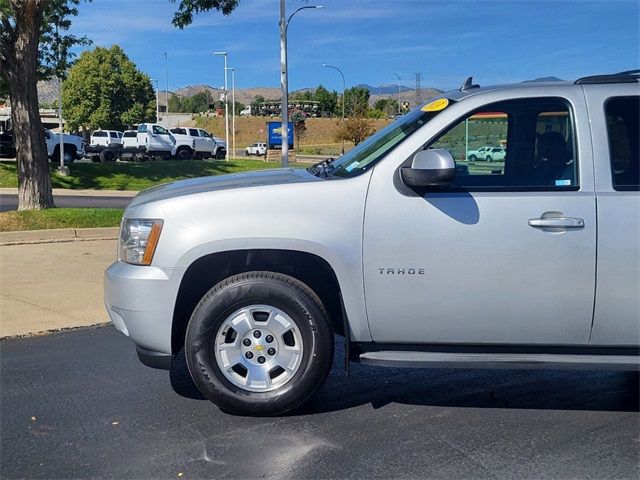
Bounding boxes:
575 69 639 85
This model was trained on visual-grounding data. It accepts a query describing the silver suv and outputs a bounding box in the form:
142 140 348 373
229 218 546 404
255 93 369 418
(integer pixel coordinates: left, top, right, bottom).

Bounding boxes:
105 71 639 415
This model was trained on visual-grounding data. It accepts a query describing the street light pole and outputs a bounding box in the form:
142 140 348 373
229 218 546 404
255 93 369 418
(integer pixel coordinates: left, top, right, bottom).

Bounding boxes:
229 67 236 160
393 73 401 115
214 51 229 161
164 52 169 120
322 63 345 154
280 1 323 167
151 78 159 123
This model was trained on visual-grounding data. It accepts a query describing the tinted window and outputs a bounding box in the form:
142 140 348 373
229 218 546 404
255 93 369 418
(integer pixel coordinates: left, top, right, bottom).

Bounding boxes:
189 129 200 137
426 98 577 190
93 131 107 137
123 131 136 138
606 96 639 191
153 125 169 135
171 128 187 135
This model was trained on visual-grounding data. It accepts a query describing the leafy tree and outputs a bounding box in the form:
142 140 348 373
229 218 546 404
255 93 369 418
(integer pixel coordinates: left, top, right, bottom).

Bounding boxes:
343 86 370 117
373 98 398 116
62 45 155 131
170 0 239 28
289 109 306 152
190 90 213 112
314 85 337 117
251 95 265 108
335 117 374 146
0 0 90 210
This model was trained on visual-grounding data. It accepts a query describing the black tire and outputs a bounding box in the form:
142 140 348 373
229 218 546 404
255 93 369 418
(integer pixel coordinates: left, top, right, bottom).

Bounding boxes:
50 146 75 164
176 147 193 160
185 271 334 416
485 155 492 162
99 149 116 163
469 154 477 162
216 149 226 160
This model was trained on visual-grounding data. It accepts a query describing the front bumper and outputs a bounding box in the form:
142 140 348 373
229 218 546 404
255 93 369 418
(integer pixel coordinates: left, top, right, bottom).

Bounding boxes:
104 261 186 367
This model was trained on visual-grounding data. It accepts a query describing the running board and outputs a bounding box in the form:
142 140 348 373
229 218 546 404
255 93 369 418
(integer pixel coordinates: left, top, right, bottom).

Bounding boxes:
359 351 640 371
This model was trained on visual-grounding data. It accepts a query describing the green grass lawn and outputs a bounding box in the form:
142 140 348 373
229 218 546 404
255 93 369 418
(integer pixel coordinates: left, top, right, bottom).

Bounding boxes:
0 208 124 232
0 158 279 191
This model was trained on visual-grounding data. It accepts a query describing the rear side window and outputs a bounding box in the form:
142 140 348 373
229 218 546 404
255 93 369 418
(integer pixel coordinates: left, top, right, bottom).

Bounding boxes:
605 96 639 191
189 129 200 137
427 98 577 190
171 128 186 135
93 131 107 137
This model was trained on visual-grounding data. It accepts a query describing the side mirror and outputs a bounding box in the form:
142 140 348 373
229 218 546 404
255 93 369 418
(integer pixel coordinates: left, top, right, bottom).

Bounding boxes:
401 149 456 187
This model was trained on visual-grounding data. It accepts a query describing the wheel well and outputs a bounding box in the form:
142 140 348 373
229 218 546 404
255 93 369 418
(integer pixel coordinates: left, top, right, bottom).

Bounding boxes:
51 144 76 154
171 249 344 355
177 145 192 153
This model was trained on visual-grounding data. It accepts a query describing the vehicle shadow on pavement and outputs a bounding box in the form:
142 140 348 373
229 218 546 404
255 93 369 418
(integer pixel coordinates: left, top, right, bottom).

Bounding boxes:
298 339 640 415
171 337 639 415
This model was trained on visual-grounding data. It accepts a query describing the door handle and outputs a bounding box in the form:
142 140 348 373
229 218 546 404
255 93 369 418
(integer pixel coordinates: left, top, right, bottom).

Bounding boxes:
528 215 585 230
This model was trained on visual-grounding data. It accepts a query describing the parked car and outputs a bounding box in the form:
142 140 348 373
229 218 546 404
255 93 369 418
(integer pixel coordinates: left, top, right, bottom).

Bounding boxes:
0 128 85 163
90 130 123 147
467 145 498 161
122 130 138 149
246 142 267 156
44 129 85 163
169 127 226 160
105 70 640 416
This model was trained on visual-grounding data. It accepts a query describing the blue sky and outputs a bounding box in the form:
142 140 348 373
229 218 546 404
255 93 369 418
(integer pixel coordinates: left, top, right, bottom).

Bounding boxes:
69 0 639 92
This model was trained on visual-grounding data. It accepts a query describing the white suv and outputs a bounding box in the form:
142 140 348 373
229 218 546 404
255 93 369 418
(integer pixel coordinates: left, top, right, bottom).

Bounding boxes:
246 142 267 157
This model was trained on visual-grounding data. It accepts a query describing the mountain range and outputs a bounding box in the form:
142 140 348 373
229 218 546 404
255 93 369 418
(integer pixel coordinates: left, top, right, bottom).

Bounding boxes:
36 81 443 109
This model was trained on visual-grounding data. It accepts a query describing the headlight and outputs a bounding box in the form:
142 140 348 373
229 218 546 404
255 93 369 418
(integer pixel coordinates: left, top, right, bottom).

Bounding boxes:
118 219 163 265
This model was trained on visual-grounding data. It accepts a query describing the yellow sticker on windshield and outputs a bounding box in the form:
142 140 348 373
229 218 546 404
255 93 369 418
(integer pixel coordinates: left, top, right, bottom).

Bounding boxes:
421 98 449 112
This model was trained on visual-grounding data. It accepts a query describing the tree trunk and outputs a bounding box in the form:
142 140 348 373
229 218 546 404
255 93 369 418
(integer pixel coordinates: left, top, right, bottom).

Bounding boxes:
4 0 54 210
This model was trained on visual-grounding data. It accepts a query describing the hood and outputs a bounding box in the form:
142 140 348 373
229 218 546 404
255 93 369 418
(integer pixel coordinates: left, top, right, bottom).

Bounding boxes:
128 167 321 208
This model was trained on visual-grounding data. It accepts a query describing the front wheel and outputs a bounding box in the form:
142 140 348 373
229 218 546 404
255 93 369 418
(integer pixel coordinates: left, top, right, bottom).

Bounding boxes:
185 272 334 416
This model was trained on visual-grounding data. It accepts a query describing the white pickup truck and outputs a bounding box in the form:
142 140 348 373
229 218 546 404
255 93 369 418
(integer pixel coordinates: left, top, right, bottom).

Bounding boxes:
168 127 226 160
44 129 85 163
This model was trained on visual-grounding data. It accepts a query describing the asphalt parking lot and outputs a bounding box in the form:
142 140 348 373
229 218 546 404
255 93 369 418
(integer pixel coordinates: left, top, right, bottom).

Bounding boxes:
2 326 638 479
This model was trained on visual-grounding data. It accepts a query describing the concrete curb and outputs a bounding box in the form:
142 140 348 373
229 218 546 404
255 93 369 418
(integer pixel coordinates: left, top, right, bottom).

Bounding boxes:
0 188 138 197
0 227 119 245
0 322 111 341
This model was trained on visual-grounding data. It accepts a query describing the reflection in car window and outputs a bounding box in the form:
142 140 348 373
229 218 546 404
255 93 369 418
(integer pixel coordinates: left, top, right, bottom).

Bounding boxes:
329 105 449 178
426 98 577 190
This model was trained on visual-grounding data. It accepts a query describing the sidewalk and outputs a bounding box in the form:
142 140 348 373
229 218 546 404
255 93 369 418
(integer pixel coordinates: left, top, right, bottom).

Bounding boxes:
0 239 116 338
0 188 138 197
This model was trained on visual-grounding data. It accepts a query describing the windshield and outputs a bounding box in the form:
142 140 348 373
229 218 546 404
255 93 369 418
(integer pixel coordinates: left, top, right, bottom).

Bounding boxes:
327 105 449 178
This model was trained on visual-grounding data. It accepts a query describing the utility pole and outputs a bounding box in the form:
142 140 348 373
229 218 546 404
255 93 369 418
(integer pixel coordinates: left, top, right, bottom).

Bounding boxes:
280 0 323 167
164 52 169 120
214 51 229 161
393 73 401 115
55 23 68 175
229 67 236 160
415 72 421 107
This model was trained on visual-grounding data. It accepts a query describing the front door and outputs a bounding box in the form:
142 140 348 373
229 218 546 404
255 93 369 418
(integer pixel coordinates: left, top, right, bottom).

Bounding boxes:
364 95 596 345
